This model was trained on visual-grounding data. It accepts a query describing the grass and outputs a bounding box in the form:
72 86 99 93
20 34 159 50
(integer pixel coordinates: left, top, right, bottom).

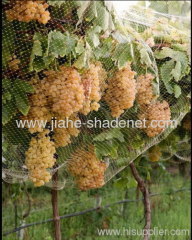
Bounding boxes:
2 174 191 240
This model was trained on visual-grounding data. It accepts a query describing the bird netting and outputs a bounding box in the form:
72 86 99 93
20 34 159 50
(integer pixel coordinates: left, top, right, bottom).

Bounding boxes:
2 1 191 191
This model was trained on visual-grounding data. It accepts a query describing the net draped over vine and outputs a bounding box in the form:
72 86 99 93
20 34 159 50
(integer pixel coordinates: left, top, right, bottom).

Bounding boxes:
2 1 191 190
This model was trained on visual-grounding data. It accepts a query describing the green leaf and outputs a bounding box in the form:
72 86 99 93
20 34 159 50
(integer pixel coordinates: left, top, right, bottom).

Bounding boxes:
14 79 35 94
2 100 17 125
155 47 186 62
3 118 31 145
171 61 181 82
76 1 92 26
2 47 12 69
85 1 98 21
63 34 77 55
94 128 125 142
146 171 151 181
94 140 119 159
112 31 130 43
155 48 188 75
13 92 30 116
172 43 188 52
48 31 67 57
127 177 137 188
2 141 9 152
74 42 92 69
29 34 44 71
112 43 132 69
43 55 55 66
33 57 47 72
2 22 15 68
2 79 12 89
114 178 128 189
160 59 175 93
12 80 32 115
3 91 12 103
75 39 85 55
117 144 129 158
86 26 102 48
94 38 113 59
173 85 182 98
139 47 152 67
95 2 115 31
48 31 77 58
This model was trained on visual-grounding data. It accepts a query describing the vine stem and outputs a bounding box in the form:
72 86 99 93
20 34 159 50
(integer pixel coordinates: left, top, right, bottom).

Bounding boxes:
51 170 62 240
129 162 151 240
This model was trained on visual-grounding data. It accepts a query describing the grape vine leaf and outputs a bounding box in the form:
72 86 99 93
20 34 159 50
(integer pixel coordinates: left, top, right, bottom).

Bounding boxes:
75 39 85 55
29 34 44 71
93 128 125 142
47 31 77 58
12 80 34 116
13 92 30 116
94 1 115 31
160 59 175 94
173 85 182 98
112 43 132 69
74 42 92 69
14 79 35 94
3 79 34 123
171 61 181 82
94 140 119 160
2 22 15 68
86 26 102 48
139 47 152 67
2 100 17 125
76 1 92 26
2 79 12 89
3 117 31 145
94 38 113 59
155 47 189 81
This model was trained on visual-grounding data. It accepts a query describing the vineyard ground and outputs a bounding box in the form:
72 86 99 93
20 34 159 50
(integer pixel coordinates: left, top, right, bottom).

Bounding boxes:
3 174 190 240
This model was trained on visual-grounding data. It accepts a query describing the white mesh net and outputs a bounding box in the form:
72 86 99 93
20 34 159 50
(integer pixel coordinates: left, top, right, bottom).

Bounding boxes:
2 0 191 190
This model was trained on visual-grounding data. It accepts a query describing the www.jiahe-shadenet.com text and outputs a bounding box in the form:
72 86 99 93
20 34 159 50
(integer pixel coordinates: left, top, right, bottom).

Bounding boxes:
15 117 177 131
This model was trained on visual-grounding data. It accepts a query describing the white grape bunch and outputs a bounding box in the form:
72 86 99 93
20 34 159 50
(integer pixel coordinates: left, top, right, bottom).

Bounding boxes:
21 78 52 133
104 64 137 117
138 100 171 137
42 66 85 118
80 62 107 115
53 114 80 148
6 0 50 24
25 129 56 187
136 73 156 105
68 145 108 190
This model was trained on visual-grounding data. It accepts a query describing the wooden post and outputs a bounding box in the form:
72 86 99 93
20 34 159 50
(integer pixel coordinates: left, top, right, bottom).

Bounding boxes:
130 162 151 240
51 170 62 240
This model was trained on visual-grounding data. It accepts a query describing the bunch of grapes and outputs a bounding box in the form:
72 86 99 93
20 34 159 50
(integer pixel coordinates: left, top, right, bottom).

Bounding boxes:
25 130 56 187
136 73 155 105
53 114 80 148
104 64 136 117
80 62 107 115
138 100 171 137
68 146 107 190
148 145 162 162
6 0 50 24
21 78 52 133
42 66 85 118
